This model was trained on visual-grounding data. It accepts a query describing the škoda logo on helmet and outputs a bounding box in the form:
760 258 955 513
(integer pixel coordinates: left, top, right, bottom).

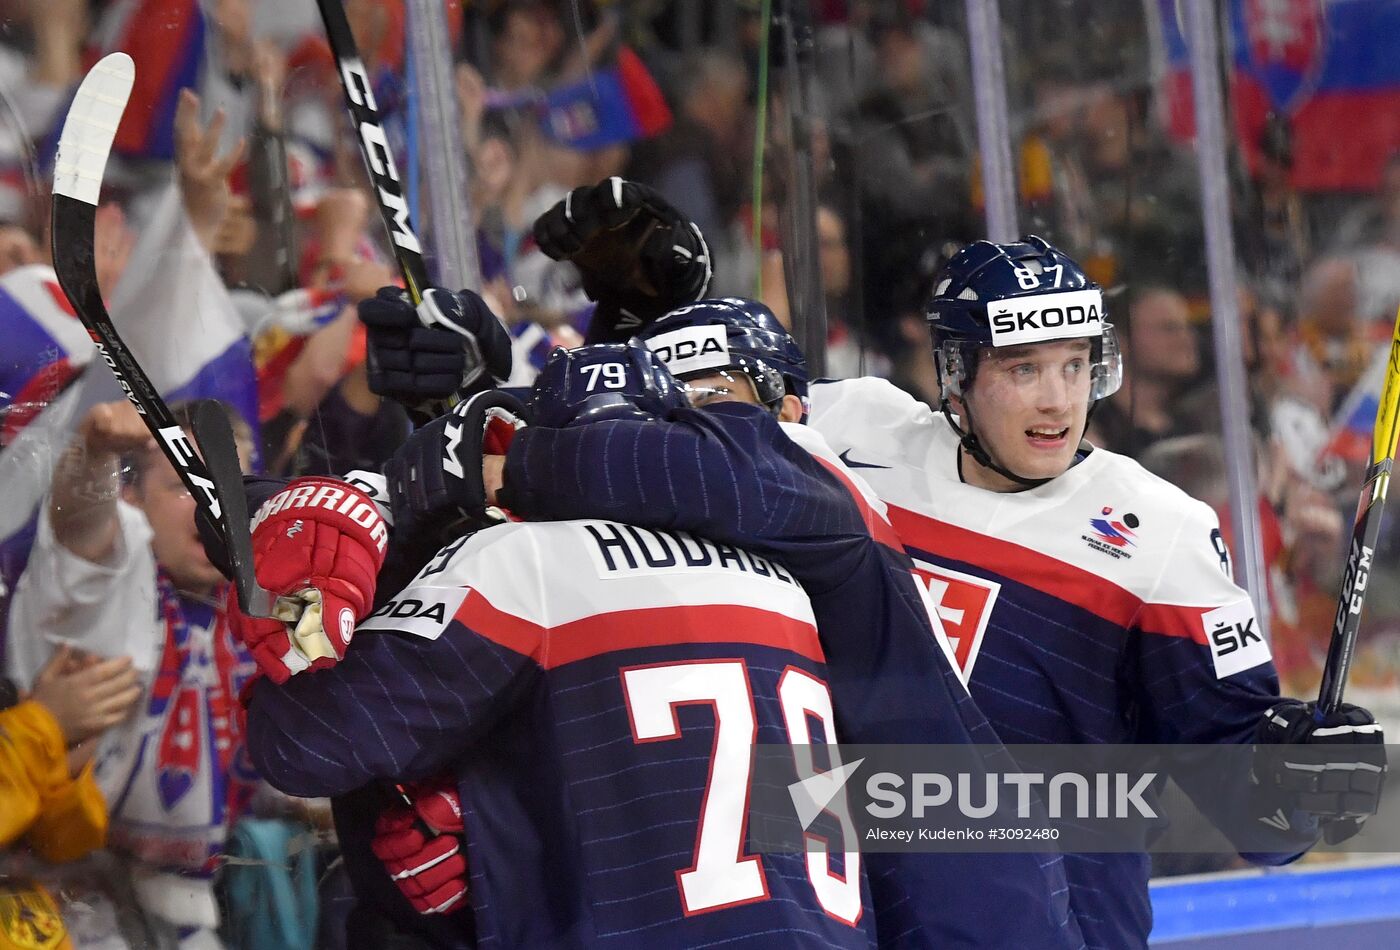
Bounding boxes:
988 289 1105 346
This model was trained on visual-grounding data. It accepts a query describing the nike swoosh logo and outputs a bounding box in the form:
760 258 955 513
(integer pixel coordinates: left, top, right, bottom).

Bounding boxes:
839 449 890 469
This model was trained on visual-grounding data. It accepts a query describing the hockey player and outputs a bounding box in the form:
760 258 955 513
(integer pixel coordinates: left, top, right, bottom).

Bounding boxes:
234 343 879 948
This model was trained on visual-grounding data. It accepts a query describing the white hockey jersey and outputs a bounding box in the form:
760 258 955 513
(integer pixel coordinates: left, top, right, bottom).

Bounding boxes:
808 376 1284 949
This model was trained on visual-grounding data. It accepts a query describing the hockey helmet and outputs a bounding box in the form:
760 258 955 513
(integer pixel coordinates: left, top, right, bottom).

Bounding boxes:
639 297 809 411
526 341 689 428
926 235 1121 402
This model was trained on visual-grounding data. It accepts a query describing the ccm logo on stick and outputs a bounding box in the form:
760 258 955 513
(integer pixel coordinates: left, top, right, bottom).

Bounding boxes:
338 56 422 256
988 289 1105 346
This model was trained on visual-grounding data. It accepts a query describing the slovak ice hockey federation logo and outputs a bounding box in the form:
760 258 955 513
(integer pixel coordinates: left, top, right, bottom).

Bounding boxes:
909 561 1001 677
1240 0 1327 114
1083 506 1139 560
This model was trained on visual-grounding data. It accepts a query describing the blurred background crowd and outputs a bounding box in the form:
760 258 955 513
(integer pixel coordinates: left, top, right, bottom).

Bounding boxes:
2 0 1400 946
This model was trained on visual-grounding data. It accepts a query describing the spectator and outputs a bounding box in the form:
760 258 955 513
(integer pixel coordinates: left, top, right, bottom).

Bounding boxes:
1089 286 1200 457
1015 61 1097 263
468 111 587 383
848 11 972 236
627 48 751 248
6 399 258 945
1236 114 1312 298
760 204 890 378
2 645 139 857
1077 84 1201 291
887 310 941 408
1331 154 1400 330
1 647 141 949
1332 152 1400 253
1292 256 1382 413
489 0 565 91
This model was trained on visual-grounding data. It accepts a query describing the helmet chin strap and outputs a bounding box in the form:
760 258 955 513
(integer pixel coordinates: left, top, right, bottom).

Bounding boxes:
940 396 1056 490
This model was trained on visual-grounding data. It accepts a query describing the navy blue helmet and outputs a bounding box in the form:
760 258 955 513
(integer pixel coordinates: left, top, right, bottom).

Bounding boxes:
639 297 808 410
526 341 689 428
926 235 1121 402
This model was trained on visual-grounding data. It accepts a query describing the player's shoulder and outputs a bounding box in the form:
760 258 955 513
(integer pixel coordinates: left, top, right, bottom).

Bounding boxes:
809 376 935 426
1061 444 1238 593
383 518 816 641
807 376 943 459
417 519 565 585
1088 444 1220 529
779 419 835 459
365 521 575 638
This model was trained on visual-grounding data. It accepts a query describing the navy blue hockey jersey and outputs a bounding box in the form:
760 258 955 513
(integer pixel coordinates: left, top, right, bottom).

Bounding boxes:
245 518 876 949
501 402 1086 949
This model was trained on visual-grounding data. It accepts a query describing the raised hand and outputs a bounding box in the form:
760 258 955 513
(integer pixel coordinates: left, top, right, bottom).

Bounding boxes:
175 88 247 251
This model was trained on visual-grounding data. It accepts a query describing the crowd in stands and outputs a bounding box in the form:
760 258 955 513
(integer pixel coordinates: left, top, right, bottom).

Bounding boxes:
1 0 1398 946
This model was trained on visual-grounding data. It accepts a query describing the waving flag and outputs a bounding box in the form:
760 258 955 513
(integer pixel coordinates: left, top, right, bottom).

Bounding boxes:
90 0 206 162
1320 342 1390 466
0 264 102 661
0 265 93 440
1156 0 1400 191
108 182 258 441
486 47 672 151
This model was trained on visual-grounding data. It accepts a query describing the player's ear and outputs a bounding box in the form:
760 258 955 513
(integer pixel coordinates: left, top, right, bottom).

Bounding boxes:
778 394 804 423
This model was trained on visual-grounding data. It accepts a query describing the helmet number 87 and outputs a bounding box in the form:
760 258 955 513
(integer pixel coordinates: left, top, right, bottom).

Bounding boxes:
581 363 628 391
1013 263 1063 290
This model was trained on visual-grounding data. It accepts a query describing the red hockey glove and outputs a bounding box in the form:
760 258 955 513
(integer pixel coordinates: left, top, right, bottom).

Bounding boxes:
372 777 468 915
228 478 389 683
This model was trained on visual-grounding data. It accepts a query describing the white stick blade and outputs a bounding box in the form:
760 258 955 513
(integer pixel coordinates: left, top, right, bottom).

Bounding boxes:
53 52 135 206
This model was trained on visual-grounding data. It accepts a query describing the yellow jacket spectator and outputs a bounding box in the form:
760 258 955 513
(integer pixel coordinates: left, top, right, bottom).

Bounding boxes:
0 645 140 950
0 698 107 862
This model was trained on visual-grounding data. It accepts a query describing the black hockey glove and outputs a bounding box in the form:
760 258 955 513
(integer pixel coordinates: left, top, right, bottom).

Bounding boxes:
1252 699 1386 845
382 389 526 551
360 286 512 413
533 177 711 342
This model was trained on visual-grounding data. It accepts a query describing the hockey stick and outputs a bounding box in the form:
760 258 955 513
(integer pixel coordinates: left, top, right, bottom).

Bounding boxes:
1317 304 1400 715
191 403 274 617
51 53 276 617
313 0 429 305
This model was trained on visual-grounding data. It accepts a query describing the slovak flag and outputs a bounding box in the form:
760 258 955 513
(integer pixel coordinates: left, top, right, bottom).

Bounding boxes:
1156 0 1400 191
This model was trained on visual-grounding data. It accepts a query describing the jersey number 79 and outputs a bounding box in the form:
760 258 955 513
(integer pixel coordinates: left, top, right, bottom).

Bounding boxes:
621 660 862 924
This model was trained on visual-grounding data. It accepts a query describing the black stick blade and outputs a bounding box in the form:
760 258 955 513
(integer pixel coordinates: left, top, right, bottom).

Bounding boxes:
192 402 274 618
